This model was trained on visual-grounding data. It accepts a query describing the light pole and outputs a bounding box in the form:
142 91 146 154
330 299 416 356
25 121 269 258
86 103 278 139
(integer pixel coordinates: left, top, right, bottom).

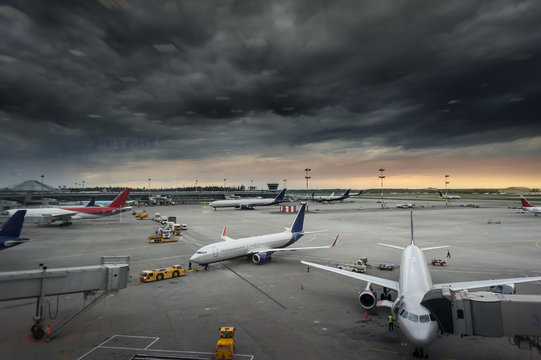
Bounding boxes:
224 178 227 191
251 179 254 190
148 178 151 190
283 178 287 189
304 168 311 191
379 168 386 209
82 180 85 189
195 179 198 191
40 174 44 184
445 174 450 205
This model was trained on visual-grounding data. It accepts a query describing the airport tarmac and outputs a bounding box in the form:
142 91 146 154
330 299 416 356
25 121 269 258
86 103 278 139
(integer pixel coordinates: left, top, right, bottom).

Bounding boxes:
0 198 540 359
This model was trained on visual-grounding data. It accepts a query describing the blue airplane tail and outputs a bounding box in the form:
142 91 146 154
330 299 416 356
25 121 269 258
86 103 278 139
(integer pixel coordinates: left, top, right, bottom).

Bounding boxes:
291 203 306 233
0 210 26 238
273 189 287 203
86 198 96 207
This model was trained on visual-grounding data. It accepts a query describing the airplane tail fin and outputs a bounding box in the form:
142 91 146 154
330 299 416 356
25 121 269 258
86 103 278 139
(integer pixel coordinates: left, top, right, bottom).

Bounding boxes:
344 189 350 197
221 226 234 241
273 189 287 203
291 203 306 233
0 210 26 238
86 198 96 207
109 189 131 208
521 196 533 208
438 191 444 198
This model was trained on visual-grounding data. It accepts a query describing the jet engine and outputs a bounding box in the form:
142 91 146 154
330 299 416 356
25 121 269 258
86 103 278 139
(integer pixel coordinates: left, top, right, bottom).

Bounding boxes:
359 283 377 310
252 252 272 264
238 204 254 210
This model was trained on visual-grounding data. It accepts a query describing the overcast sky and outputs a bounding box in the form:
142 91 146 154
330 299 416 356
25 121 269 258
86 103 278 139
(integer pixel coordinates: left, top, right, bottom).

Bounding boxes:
1 0 541 189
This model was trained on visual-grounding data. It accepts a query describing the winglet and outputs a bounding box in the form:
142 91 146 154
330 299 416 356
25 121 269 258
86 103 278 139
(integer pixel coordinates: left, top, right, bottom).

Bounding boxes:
109 188 131 208
221 226 226 239
329 234 339 248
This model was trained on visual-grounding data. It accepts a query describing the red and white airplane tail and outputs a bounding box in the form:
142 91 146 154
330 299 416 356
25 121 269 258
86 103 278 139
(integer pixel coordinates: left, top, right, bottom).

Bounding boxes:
520 196 533 208
109 189 131 208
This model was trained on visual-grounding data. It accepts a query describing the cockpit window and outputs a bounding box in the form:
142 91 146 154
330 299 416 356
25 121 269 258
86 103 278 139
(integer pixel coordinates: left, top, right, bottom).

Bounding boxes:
419 314 430 323
401 310 408 319
196 251 207 254
408 313 419 322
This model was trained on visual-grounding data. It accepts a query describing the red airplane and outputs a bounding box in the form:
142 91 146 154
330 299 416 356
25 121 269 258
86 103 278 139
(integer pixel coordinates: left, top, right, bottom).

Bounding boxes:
5 189 132 225
61 188 132 218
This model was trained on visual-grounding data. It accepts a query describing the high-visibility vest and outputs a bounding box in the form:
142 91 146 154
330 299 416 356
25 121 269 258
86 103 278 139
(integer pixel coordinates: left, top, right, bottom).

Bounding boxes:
388 315 393 323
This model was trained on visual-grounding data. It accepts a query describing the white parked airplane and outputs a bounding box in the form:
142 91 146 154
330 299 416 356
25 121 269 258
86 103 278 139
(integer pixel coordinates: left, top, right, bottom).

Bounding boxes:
190 203 338 268
209 189 287 210
4 189 132 225
312 189 352 202
438 191 461 200
301 212 541 355
520 196 541 215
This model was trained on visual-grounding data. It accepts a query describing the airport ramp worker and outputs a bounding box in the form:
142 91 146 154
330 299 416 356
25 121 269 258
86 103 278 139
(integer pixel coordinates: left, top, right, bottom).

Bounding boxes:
388 314 394 331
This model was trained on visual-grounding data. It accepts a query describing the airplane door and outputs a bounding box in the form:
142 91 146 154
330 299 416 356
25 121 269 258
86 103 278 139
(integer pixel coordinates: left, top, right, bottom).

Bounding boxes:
212 246 218 257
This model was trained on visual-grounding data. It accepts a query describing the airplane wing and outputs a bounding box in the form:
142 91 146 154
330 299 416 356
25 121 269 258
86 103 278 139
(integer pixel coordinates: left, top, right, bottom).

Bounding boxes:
301 260 399 291
378 243 405 250
24 210 78 224
421 245 449 251
256 235 338 254
433 276 541 291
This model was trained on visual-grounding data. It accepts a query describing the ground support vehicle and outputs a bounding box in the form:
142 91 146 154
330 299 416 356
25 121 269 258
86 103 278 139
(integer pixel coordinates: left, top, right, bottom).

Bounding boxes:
139 265 194 282
135 211 148 220
173 224 182 236
216 327 235 360
378 263 394 271
148 232 178 243
431 258 446 266
337 264 366 273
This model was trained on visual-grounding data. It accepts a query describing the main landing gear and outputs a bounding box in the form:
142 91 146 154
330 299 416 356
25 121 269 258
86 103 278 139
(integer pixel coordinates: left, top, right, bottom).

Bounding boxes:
413 347 428 358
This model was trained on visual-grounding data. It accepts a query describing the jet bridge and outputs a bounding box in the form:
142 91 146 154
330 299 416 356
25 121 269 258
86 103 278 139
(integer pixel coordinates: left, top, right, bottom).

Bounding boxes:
0 256 129 340
422 288 541 353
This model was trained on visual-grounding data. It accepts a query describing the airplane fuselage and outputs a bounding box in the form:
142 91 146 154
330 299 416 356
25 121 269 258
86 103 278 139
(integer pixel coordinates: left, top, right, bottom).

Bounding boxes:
62 206 132 218
190 231 303 265
523 206 541 214
209 198 276 209
396 245 439 346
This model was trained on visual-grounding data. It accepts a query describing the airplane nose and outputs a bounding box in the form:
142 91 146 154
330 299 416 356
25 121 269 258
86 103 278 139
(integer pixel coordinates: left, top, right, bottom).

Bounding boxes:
404 323 437 347
190 254 199 264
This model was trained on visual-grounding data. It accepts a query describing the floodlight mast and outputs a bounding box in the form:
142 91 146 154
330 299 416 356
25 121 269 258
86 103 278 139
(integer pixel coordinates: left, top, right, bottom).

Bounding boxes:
379 168 386 209
445 174 450 205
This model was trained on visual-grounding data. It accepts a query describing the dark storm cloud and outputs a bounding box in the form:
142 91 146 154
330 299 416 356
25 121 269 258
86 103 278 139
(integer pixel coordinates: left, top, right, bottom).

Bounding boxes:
1 0 541 184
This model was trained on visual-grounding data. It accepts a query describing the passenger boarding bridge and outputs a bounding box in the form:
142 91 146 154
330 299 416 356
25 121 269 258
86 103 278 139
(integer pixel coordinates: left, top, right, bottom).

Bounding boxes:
0 256 129 341
422 288 541 353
